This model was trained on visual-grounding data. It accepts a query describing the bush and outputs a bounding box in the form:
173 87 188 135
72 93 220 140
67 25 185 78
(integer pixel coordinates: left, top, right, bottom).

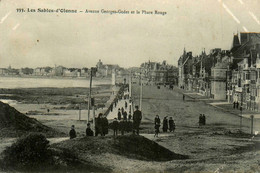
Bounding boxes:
1 133 52 170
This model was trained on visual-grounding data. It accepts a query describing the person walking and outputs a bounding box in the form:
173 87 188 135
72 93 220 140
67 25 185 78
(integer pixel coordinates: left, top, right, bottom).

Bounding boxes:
69 125 76 139
199 114 203 126
121 107 124 115
86 123 94 136
111 118 119 137
183 94 185 101
162 116 168 132
125 101 128 109
169 117 175 132
133 105 142 135
118 108 122 120
154 115 160 137
202 114 206 125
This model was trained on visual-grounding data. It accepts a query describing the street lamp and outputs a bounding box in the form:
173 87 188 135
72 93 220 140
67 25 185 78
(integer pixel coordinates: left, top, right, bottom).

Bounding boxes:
240 85 245 130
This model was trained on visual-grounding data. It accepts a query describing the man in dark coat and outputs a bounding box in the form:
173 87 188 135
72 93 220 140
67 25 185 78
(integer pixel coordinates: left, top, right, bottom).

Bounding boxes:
199 114 203 126
162 117 168 132
123 111 127 121
133 105 142 135
154 115 160 137
125 101 128 109
202 114 206 125
86 123 94 136
101 115 109 136
69 125 76 139
121 107 124 115
111 118 119 136
95 113 103 136
118 108 122 120
169 117 175 132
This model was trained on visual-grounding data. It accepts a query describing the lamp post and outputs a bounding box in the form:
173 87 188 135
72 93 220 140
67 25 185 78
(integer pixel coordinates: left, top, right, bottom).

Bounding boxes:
240 86 245 130
140 71 143 111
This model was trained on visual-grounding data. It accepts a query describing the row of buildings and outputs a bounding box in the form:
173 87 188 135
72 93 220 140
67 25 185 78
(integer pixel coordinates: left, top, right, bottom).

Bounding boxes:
0 60 127 78
136 60 178 85
178 32 260 112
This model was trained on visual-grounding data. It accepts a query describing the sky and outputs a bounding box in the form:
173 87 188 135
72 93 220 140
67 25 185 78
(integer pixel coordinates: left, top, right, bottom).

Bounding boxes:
0 0 260 68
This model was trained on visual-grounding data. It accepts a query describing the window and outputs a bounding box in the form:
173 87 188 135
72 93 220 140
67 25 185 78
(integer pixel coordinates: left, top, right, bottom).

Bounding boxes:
246 73 250 80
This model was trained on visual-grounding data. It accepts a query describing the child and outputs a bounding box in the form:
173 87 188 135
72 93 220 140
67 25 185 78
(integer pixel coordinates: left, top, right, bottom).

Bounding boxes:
86 123 94 136
69 125 76 139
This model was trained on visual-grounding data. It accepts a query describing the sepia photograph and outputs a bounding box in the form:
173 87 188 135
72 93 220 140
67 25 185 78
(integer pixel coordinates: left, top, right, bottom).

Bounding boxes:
0 0 260 172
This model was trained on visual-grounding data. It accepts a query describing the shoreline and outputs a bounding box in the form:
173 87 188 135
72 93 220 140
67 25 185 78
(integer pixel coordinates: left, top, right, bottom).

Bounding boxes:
0 74 112 81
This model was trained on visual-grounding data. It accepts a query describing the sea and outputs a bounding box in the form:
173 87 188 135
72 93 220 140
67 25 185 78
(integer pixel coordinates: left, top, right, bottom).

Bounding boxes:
0 76 111 89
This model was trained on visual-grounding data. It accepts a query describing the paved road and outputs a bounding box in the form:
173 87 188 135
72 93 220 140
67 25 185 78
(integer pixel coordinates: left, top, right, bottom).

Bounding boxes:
131 84 260 134
130 83 260 164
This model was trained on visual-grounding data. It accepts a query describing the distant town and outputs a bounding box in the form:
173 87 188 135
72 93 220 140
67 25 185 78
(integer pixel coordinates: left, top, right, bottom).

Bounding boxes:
0 60 127 78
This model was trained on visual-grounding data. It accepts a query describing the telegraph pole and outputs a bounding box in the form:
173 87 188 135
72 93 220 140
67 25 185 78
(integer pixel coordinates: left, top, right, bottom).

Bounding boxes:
140 71 142 111
129 71 134 115
92 98 96 136
87 68 93 123
240 86 244 130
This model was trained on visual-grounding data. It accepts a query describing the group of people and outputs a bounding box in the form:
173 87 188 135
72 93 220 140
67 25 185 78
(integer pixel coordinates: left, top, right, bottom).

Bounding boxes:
69 105 142 139
154 115 175 137
118 107 131 121
199 114 206 126
110 118 133 136
95 113 109 136
69 123 94 139
112 105 142 136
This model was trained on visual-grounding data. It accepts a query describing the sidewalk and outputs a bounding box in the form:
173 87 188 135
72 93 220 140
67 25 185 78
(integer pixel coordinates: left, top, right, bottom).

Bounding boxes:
176 87 260 119
106 91 131 120
210 102 260 119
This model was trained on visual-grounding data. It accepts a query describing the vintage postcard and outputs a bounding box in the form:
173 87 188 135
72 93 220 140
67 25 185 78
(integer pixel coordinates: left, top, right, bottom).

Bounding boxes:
0 0 259 172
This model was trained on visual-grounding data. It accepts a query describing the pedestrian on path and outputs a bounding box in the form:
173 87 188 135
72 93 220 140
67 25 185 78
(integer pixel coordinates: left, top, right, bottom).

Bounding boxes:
121 107 124 115
110 105 113 112
154 115 160 137
162 116 168 132
69 125 76 139
118 108 122 120
133 105 142 135
199 114 203 126
202 114 206 125
169 117 175 132
183 94 185 101
125 101 128 109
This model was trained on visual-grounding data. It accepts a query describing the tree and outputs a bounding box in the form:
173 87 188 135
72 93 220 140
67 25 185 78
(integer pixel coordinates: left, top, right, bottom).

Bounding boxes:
21 68 34 75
